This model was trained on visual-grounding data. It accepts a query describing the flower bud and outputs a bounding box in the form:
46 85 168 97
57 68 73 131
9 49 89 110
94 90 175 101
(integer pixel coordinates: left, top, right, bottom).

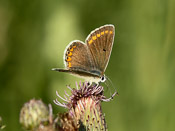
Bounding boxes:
19 99 49 130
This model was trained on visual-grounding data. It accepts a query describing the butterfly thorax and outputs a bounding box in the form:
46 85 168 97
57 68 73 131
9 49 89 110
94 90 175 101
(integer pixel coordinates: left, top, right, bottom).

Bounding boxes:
68 67 106 84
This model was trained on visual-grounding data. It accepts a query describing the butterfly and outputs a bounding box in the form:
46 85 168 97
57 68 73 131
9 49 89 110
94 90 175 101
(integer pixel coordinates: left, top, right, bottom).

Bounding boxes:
52 24 115 84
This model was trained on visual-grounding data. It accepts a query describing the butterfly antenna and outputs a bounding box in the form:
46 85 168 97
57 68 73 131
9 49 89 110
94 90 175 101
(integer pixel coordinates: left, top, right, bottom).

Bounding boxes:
104 77 113 97
104 80 109 91
105 76 119 97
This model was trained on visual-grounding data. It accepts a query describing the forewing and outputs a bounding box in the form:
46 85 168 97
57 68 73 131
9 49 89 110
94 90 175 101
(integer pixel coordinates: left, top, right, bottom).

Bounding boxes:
64 40 95 71
86 25 115 73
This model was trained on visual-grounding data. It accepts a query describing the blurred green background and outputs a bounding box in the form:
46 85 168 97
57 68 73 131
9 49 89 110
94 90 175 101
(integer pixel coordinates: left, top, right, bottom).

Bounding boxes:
0 0 175 130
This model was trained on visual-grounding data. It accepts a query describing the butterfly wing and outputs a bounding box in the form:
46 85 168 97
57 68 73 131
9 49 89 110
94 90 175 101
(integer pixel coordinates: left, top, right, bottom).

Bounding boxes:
53 40 102 78
53 25 115 80
85 24 115 74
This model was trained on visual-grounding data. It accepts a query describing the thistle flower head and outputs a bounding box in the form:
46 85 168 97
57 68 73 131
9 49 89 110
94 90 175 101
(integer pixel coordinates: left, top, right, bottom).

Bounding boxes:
54 82 117 130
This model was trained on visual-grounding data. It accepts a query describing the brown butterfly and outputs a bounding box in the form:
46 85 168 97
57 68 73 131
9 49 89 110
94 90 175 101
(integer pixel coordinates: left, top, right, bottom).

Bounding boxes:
52 24 115 84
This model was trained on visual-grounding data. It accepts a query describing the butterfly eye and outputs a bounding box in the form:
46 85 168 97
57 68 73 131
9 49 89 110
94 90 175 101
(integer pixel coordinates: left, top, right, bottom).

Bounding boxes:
101 76 106 82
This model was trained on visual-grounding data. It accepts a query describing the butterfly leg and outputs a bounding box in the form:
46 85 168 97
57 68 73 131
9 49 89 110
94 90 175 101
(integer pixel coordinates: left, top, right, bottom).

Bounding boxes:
102 90 118 102
87 81 91 87
87 81 98 87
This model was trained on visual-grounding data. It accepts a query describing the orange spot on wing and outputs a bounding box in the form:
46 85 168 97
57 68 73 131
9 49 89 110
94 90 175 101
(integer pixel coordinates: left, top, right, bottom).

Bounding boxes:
110 31 113 34
73 46 76 48
67 52 72 56
97 34 100 37
101 31 104 35
105 30 109 34
67 57 71 62
92 36 97 40
88 39 93 44
68 62 72 67
70 48 74 52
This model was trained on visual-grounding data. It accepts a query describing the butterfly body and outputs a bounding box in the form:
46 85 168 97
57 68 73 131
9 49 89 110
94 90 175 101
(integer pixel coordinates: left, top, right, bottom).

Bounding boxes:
54 67 102 84
53 24 115 84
